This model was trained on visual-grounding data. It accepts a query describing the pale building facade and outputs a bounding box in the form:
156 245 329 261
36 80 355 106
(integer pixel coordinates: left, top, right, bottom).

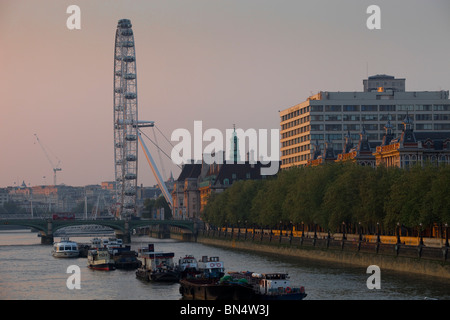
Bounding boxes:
280 75 450 169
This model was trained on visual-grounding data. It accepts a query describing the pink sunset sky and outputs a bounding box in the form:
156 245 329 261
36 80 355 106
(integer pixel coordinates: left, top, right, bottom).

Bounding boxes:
1 0 449 188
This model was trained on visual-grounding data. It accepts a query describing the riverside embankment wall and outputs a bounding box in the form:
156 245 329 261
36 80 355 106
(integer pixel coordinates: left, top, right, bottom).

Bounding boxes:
170 228 450 280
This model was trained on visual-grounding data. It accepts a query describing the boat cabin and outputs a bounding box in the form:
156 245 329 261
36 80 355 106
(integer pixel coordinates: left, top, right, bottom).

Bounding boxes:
178 255 198 271
102 237 123 248
52 238 79 258
88 248 111 262
137 245 175 271
53 242 78 252
198 256 224 278
253 273 293 295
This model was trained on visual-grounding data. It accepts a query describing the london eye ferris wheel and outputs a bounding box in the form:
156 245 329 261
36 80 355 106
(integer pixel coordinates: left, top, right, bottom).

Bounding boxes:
113 19 172 220
113 19 139 219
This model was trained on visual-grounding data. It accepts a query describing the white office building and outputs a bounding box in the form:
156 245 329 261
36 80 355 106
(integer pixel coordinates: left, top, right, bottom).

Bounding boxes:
280 75 450 169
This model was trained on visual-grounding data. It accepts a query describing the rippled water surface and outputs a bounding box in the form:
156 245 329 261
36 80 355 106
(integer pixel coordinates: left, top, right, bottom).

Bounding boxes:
1 230 449 300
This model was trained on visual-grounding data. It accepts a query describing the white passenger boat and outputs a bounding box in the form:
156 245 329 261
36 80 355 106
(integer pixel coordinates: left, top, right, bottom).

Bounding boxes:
52 238 80 258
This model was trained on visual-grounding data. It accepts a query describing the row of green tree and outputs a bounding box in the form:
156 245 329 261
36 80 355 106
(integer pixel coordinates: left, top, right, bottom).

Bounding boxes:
201 163 450 235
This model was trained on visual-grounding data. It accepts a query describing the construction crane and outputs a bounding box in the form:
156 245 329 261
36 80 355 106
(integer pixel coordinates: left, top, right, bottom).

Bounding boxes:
34 134 62 186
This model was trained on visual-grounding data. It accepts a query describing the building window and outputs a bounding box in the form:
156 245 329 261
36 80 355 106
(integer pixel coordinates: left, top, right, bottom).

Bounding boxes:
310 105 323 112
327 134 343 140
417 114 432 121
311 124 324 131
397 114 411 121
362 114 378 121
361 105 377 112
415 105 432 111
325 124 342 131
434 105 450 111
343 114 360 121
434 114 450 121
398 105 413 111
343 124 360 131
434 124 450 130
416 124 433 130
325 105 341 112
379 114 393 121
365 124 378 131
343 105 360 112
325 114 342 121
310 115 323 121
310 134 324 140
379 105 396 112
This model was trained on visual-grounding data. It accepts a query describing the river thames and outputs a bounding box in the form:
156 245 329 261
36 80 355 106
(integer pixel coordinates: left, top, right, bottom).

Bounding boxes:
0 229 449 300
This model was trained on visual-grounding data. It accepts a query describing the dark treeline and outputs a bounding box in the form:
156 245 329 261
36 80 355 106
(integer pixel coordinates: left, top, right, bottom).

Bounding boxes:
201 163 450 236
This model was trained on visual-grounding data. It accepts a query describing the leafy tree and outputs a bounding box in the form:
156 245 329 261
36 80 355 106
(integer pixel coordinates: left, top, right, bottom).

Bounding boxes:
429 165 450 225
322 164 364 231
384 164 437 231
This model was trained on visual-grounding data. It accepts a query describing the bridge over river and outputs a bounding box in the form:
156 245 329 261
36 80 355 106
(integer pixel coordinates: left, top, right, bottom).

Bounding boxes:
0 217 197 244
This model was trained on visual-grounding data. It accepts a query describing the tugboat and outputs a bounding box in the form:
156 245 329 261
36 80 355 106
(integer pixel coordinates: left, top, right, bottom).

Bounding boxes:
52 238 79 258
87 248 116 271
135 244 179 282
177 255 200 279
197 256 225 279
228 272 307 300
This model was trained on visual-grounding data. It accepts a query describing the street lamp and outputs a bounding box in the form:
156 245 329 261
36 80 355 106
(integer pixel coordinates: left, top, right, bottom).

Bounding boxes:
376 222 380 244
445 223 449 247
342 222 346 240
358 222 362 242
419 223 424 246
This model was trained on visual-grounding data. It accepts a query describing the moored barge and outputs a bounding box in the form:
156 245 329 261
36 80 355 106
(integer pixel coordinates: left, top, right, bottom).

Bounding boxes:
179 272 307 300
179 277 254 300
135 244 180 282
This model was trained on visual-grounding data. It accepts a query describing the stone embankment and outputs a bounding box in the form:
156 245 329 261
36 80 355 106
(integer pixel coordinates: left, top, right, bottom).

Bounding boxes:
172 227 450 280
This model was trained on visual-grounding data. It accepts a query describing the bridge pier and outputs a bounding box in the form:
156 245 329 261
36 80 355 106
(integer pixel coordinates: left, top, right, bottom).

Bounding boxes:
40 233 54 245
115 232 131 244
157 224 170 239
40 219 54 245
115 220 131 244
